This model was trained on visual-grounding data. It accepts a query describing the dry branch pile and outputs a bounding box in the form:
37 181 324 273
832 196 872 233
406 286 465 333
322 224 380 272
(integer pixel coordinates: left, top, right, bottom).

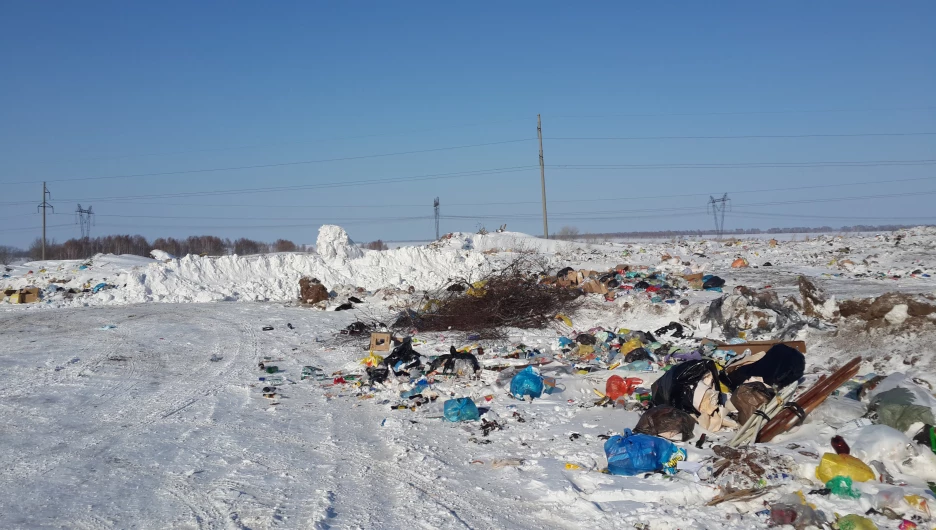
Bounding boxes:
397 258 582 338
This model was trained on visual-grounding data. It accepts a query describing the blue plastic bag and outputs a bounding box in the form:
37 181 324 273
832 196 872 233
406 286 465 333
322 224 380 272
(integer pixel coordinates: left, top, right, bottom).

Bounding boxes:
510 366 544 399
604 429 687 476
443 397 480 422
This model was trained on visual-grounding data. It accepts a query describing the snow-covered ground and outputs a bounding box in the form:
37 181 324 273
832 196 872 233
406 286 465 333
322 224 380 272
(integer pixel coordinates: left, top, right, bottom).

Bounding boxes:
2 225 936 529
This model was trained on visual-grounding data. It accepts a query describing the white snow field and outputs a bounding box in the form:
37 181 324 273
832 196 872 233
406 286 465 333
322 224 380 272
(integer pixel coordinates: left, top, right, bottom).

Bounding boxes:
2 225 936 529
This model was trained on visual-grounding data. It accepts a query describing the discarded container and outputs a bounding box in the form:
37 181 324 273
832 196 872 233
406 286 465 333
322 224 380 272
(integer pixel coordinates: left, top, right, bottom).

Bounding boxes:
443 397 480 422
816 453 876 483
510 366 544 400
832 435 851 455
604 429 686 476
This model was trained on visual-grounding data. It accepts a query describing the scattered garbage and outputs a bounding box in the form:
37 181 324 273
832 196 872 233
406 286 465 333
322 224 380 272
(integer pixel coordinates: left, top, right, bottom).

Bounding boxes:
633 405 696 442
816 452 876 483
510 366 544 400
443 397 480 422
604 429 686 476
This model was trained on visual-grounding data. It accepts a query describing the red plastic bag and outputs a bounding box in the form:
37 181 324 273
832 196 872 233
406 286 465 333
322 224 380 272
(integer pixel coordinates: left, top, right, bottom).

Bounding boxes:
606 375 643 401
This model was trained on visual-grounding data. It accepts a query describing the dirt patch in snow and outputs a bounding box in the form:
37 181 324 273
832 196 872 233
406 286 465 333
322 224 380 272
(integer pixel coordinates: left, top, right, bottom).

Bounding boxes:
839 292 936 331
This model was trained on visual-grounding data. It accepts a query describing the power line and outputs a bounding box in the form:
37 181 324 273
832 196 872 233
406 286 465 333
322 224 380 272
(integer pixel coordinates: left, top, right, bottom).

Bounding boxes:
0 166 538 206
3 155 934 209
550 105 936 119
548 132 936 141
0 223 73 234
33 118 532 164
15 105 933 164
549 159 936 170
0 139 536 186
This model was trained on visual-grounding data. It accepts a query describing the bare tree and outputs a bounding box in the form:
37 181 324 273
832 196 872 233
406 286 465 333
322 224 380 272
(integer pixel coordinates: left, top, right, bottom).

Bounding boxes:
556 226 579 240
364 240 389 251
273 239 298 252
0 245 16 266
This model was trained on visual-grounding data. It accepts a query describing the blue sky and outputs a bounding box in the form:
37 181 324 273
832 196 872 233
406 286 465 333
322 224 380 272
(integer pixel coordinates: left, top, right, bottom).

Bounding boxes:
1 2 934 247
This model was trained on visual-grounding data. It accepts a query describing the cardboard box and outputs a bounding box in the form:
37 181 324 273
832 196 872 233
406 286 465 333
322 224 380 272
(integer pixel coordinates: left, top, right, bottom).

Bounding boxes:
702 339 806 355
683 273 704 282
369 332 391 352
581 280 609 295
6 287 39 304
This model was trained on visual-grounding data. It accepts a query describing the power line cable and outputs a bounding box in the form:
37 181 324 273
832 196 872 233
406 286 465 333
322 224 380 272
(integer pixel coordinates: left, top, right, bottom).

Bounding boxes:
0 139 536 186
0 166 538 206
3 157 934 208
550 105 936 119
548 132 936 141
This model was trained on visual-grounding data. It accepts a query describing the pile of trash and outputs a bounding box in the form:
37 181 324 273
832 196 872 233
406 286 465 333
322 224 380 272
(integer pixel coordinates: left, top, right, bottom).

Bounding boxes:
303 318 936 530
540 265 726 304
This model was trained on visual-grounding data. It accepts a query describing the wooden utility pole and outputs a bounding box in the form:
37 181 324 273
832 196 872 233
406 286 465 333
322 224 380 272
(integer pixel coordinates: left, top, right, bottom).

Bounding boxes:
38 182 53 260
537 114 549 239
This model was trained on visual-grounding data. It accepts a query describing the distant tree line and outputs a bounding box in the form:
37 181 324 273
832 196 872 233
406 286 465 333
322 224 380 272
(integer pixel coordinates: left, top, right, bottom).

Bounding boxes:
15 235 310 261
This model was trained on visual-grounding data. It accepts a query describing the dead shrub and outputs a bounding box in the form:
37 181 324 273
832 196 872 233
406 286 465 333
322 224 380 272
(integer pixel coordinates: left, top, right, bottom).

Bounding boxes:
397 257 583 339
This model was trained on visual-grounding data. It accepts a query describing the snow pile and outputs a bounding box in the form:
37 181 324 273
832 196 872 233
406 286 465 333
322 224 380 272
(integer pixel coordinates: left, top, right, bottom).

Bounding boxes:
316 224 363 261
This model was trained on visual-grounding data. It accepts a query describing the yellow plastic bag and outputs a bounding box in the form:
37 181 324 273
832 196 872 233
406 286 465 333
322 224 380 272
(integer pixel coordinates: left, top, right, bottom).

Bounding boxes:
360 352 384 368
619 338 643 356
816 453 876 483
836 514 877 530
466 280 488 297
555 314 573 327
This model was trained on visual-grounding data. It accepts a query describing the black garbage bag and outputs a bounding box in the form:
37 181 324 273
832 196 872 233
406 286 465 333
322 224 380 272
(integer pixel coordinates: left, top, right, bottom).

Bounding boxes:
576 334 597 345
556 266 574 278
630 330 656 344
384 338 423 375
703 276 725 289
348 296 363 304
724 343 805 391
343 321 368 335
634 280 651 289
335 302 354 311
634 405 697 442
427 346 481 376
624 347 653 364
366 365 390 384
654 321 684 338
650 359 722 415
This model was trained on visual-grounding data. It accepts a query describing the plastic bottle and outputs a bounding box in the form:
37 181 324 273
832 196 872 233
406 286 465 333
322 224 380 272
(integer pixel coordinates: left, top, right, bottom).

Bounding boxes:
832 435 851 455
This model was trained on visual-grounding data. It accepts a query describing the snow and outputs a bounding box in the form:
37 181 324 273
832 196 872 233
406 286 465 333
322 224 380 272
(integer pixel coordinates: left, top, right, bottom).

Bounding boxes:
316 224 364 261
2 226 936 528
